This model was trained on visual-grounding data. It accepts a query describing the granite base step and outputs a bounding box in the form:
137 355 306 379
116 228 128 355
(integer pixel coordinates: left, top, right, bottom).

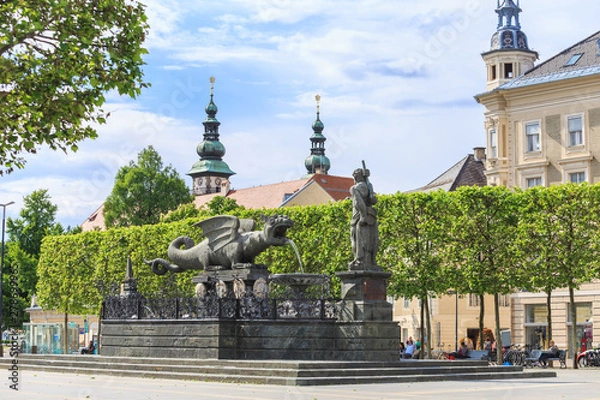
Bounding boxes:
0 354 556 386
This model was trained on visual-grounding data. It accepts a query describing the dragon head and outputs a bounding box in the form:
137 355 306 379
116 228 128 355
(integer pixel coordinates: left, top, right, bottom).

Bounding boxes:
262 214 294 246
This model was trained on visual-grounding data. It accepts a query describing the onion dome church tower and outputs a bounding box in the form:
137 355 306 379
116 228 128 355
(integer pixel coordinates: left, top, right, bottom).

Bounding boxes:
481 0 538 91
188 77 235 195
304 94 331 175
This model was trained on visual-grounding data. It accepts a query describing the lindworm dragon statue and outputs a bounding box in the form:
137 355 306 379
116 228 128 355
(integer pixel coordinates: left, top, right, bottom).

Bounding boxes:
145 215 294 274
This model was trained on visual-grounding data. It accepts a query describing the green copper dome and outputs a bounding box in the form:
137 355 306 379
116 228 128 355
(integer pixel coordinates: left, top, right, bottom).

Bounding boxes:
197 139 226 159
187 159 235 177
305 154 330 174
305 94 330 175
205 98 218 116
312 116 324 133
187 77 235 183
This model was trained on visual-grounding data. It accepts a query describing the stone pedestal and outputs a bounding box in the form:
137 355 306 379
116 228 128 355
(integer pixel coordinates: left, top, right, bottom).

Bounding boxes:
333 268 399 360
101 265 399 362
192 264 269 298
336 269 393 322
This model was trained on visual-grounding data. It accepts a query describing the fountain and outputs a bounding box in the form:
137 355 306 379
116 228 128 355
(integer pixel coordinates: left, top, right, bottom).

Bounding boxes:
100 165 399 361
269 239 329 296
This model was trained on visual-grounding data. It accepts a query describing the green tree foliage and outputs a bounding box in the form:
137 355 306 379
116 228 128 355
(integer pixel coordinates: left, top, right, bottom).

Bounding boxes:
0 0 149 174
3 189 62 327
382 191 454 358
7 189 62 256
518 186 563 343
35 184 600 355
6 189 63 294
1 243 30 328
161 203 202 223
449 185 520 356
203 196 245 216
519 183 600 367
103 146 193 228
37 201 354 314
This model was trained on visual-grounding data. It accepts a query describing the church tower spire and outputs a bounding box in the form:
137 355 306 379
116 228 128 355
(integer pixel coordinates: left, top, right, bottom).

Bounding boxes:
304 94 331 175
482 0 538 91
187 77 235 196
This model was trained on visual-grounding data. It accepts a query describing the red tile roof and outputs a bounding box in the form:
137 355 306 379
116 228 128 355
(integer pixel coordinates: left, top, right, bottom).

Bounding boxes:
196 174 353 209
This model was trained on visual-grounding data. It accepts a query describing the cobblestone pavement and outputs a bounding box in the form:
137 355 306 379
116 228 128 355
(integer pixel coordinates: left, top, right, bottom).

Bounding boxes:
2 369 600 400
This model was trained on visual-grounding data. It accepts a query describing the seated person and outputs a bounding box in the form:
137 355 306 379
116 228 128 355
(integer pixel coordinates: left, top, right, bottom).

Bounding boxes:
80 340 95 355
484 337 493 351
448 342 470 359
538 341 559 367
398 342 406 359
403 338 416 359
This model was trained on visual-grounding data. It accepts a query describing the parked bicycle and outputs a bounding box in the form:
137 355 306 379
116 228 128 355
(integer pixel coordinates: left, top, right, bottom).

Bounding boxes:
504 343 528 366
577 347 600 368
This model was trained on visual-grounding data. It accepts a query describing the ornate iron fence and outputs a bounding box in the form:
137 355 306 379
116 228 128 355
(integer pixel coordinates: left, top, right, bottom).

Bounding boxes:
102 290 338 321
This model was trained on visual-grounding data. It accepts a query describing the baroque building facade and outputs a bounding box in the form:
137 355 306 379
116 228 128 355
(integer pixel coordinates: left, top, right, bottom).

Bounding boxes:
393 1 599 359
475 2 600 357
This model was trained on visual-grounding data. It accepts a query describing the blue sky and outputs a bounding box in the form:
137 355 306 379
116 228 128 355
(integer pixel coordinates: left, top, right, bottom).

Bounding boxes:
1 0 599 227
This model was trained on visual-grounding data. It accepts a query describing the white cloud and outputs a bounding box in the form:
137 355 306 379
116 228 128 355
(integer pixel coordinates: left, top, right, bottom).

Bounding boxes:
2 0 599 228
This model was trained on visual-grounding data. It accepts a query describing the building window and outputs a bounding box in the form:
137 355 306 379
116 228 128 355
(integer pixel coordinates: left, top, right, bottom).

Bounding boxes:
468 294 480 308
567 302 593 354
569 172 586 184
525 122 541 153
526 177 542 188
567 115 583 147
526 304 547 324
564 53 583 67
567 302 593 324
403 298 410 309
504 63 513 78
491 65 497 80
490 129 498 158
499 294 510 307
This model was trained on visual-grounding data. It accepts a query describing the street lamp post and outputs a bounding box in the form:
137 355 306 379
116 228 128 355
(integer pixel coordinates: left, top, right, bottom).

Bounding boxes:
447 289 458 352
0 201 15 358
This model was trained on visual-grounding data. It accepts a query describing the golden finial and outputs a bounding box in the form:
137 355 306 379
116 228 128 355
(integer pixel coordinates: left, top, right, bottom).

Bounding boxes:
210 76 215 95
315 94 321 113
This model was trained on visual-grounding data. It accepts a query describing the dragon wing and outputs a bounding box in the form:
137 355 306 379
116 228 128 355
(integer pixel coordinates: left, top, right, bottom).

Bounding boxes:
238 218 256 233
193 215 240 252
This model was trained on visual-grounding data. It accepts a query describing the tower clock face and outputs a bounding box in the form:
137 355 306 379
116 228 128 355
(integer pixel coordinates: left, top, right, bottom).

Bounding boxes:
193 178 203 191
215 178 222 186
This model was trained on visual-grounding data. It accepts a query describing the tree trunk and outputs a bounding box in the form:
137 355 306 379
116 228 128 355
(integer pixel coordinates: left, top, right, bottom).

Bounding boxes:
63 311 68 354
478 294 485 350
569 287 578 369
425 295 432 359
98 305 103 355
494 293 502 362
419 295 425 359
546 290 552 344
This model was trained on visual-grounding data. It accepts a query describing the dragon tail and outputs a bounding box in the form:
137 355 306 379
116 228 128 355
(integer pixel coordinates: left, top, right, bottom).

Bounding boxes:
144 258 184 275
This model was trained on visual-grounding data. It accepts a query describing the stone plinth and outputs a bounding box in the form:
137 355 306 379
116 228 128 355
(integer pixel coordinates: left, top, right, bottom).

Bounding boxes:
100 319 399 361
336 269 393 322
101 265 399 362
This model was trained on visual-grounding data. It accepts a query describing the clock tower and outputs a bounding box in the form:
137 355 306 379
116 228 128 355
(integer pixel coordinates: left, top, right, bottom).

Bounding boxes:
187 77 235 196
481 0 538 91
304 94 331 175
